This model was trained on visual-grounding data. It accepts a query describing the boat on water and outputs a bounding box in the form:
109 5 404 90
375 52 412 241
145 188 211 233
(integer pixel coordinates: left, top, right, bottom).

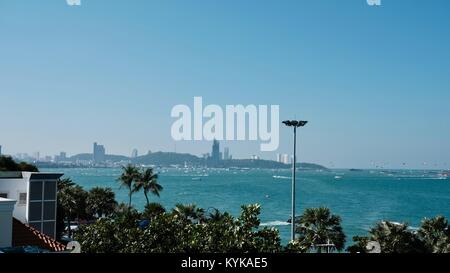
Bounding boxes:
273 175 290 180
334 175 342 180
191 177 202 181
437 172 449 180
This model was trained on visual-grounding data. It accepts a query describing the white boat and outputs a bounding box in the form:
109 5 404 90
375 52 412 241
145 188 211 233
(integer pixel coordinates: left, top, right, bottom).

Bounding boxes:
273 175 290 180
334 175 342 180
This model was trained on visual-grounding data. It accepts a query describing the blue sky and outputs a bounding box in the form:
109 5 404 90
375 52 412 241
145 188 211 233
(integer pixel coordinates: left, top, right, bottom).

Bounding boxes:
1 0 449 169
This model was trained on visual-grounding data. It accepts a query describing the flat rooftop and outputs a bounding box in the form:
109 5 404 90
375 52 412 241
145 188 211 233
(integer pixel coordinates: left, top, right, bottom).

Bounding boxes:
0 172 63 180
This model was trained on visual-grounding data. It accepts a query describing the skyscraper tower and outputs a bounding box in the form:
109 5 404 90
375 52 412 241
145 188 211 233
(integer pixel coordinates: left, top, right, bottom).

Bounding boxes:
93 142 106 163
211 139 220 164
224 147 230 160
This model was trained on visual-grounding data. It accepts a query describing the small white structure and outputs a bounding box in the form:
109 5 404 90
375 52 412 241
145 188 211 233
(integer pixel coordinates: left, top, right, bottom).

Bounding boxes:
0 197 16 247
0 172 63 239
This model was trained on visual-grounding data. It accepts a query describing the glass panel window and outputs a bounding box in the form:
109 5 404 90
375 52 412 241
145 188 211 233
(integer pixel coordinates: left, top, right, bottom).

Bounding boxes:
43 201 56 220
29 181 43 201
44 181 56 200
43 222 55 237
29 202 42 221
29 222 42 231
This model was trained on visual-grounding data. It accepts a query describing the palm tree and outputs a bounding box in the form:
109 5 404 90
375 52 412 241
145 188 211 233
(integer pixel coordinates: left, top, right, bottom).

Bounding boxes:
173 203 206 224
58 185 87 238
207 208 226 222
86 187 117 218
418 216 450 253
143 202 166 219
369 221 426 253
134 168 163 206
117 164 139 209
295 207 346 253
57 177 75 191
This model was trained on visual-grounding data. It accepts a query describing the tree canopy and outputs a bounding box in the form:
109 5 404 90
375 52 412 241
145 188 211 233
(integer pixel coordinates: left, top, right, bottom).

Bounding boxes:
0 155 39 172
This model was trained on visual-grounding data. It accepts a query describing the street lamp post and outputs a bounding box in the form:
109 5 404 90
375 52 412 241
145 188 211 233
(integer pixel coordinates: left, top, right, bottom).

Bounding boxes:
282 120 308 242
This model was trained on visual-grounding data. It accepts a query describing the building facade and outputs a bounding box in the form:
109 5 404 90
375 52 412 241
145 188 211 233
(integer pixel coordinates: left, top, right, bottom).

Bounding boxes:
211 139 220 164
93 142 106 163
0 172 63 240
224 147 230 160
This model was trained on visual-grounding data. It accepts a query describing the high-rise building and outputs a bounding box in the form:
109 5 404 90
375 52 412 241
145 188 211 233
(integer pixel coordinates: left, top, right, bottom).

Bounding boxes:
131 149 138 158
93 142 106 163
281 154 290 165
0 145 2 156
224 147 230 160
211 139 220 164
55 152 67 162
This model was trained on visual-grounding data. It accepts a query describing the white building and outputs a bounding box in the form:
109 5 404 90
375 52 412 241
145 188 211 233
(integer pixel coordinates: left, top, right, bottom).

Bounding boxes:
281 154 290 164
276 153 282 163
131 149 138 158
224 147 230 160
0 171 63 244
0 197 15 247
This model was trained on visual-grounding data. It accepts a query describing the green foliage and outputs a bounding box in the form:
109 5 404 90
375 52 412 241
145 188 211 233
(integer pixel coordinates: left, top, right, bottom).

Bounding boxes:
117 164 163 209
57 178 76 191
86 187 117 218
418 216 450 253
58 184 88 219
142 202 166 219
56 177 120 239
173 203 206 224
293 207 346 253
0 155 39 172
134 167 163 205
346 236 370 253
75 204 282 253
348 221 427 253
117 164 140 208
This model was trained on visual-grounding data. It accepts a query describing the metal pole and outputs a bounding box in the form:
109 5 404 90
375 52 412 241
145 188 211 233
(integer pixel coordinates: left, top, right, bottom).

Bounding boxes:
291 126 297 241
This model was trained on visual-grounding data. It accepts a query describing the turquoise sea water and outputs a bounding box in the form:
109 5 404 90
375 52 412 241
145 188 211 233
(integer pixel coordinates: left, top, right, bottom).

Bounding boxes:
42 168 450 246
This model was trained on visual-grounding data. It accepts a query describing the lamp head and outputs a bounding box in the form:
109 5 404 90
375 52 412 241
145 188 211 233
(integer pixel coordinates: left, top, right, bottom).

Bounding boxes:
282 120 308 127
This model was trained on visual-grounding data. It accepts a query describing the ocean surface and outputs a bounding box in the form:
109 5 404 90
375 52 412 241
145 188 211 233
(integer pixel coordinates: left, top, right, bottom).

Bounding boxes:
42 167 450 246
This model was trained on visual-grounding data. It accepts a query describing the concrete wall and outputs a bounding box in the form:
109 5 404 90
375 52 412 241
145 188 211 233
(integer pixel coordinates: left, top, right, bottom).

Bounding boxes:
0 198 16 248
0 177 28 223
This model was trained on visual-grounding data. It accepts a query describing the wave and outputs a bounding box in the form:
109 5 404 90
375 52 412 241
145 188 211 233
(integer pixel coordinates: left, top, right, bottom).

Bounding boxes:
260 221 290 227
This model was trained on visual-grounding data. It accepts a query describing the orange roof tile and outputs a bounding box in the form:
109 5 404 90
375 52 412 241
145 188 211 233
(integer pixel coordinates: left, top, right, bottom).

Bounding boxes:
12 218 66 252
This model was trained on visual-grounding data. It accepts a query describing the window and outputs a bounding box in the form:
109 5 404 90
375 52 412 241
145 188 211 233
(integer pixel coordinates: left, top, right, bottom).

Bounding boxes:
43 201 56 220
29 222 41 231
29 202 42 221
19 192 27 205
44 181 56 200
0 193 7 198
43 222 55 237
29 181 43 201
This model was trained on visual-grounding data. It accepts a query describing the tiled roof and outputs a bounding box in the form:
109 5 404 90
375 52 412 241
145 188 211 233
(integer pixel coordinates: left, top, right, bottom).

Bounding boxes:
12 218 66 252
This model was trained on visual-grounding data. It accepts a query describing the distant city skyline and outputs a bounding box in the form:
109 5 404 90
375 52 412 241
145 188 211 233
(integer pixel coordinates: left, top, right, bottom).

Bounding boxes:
1 1 450 169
